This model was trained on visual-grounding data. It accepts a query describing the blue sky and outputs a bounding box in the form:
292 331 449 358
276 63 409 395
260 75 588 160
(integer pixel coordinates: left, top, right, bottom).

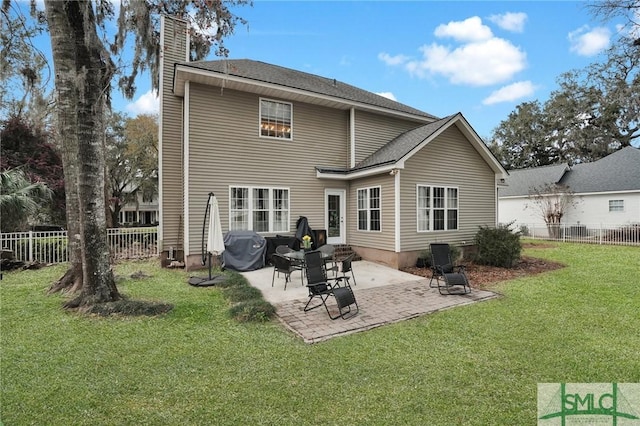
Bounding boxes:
20 1 624 138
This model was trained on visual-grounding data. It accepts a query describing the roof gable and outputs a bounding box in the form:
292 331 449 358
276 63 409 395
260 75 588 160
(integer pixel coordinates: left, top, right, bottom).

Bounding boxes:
354 115 456 170
317 113 507 179
500 163 570 197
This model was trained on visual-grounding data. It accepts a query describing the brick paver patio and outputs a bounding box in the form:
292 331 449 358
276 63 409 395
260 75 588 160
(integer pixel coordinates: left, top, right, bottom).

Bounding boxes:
275 279 498 343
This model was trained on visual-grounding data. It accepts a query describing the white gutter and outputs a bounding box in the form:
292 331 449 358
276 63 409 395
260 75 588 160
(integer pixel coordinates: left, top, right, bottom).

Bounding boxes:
173 65 435 124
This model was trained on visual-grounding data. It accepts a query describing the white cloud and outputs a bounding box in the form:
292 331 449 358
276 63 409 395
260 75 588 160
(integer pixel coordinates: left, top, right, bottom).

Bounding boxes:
407 37 526 86
434 16 493 42
380 17 527 87
488 12 527 33
378 52 410 66
568 26 610 56
126 90 159 115
376 92 397 101
482 81 537 105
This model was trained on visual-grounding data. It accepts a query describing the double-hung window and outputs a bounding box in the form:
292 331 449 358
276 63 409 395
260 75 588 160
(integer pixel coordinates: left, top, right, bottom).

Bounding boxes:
609 199 624 212
417 185 458 231
357 187 381 231
260 98 292 139
230 186 289 232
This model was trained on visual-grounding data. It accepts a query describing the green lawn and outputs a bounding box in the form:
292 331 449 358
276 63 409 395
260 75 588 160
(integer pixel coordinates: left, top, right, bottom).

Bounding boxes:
1 243 639 425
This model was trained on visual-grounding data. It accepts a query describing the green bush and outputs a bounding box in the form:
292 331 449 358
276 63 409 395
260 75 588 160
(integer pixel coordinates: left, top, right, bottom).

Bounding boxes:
416 249 431 268
449 245 461 263
474 223 521 268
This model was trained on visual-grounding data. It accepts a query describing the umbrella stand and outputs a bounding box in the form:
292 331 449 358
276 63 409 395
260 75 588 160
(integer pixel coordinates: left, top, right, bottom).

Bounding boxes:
188 192 227 287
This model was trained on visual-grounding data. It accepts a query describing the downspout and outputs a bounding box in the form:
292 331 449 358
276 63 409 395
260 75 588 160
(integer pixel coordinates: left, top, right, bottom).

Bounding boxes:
394 170 401 253
350 108 356 168
183 81 190 256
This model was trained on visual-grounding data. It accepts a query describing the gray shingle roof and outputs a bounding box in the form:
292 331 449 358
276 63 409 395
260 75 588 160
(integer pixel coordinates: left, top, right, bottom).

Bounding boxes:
354 115 457 170
314 115 457 174
560 146 640 193
500 146 640 196
179 59 437 119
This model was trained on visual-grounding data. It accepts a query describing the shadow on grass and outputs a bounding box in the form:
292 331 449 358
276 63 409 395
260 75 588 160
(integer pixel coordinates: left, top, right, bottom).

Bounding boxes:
82 298 174 317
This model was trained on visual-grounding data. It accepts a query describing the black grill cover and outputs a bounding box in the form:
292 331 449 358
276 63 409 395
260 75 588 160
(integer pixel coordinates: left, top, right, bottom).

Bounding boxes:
222 231 266 271
295 216 314 246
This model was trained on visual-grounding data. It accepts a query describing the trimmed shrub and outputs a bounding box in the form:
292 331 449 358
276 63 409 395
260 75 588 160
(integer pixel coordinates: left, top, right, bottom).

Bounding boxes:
416 249 431 268
474 223 521 268
449 245 461 263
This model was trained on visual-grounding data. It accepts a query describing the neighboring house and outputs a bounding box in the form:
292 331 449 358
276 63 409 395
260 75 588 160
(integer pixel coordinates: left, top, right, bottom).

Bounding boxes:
119 189 159 226
498 146 640 227
158 16 507 270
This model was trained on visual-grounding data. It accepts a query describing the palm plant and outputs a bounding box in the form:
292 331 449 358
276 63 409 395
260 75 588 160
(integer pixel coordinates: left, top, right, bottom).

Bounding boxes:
0 168 52 232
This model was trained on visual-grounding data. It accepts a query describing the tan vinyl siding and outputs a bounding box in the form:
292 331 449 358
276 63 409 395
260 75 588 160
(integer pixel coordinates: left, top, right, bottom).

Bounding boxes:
353 110 422 164
186 84 349 254
159 18 187 252
399 125 496 251
347 174 396 251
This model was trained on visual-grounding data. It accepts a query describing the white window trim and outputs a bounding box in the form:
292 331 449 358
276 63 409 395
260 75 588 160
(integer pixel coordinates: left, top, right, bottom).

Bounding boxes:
258 98 293 140
357 186 382 232
229 186 290 233
416 184 459 232
608 199 624 212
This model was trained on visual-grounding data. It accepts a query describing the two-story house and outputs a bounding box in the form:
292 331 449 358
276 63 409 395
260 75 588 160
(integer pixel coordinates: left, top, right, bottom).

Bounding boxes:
158 16 507 270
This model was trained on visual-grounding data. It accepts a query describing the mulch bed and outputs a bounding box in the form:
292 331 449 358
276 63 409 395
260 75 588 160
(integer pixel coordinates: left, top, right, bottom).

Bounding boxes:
402 255 565 289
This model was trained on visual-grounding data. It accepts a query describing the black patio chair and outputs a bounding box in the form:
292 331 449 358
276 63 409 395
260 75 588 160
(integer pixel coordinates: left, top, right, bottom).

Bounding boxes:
338 253 357 286
429 243 471 295
303 250 358 320
275 244 304 277
271 253 302 290
318 243 338 276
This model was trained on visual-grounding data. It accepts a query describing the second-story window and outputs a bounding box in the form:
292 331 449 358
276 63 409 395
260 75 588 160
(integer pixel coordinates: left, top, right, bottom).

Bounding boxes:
260 98 292 139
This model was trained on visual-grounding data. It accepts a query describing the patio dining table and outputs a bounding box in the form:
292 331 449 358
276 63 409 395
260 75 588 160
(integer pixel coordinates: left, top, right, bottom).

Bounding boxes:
282 249 332 264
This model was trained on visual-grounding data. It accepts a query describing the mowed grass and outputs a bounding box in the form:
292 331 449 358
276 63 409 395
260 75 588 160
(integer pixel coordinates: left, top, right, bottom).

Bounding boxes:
1 243 639 425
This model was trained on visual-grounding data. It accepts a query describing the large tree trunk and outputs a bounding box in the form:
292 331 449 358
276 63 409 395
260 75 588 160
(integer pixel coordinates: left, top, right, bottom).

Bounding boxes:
47 104 83 294
45 0 120 307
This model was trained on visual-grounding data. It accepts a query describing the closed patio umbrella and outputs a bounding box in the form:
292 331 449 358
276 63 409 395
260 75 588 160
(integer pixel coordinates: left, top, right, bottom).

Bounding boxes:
188 192 227 286
207 193 225 262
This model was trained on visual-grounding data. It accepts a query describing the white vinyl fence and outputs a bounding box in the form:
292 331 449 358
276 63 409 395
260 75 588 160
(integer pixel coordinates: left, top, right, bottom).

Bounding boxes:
515 223 640 246
1 227 158 264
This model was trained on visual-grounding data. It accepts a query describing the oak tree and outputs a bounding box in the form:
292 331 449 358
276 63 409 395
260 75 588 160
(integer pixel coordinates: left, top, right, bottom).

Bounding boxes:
41 0 250 308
